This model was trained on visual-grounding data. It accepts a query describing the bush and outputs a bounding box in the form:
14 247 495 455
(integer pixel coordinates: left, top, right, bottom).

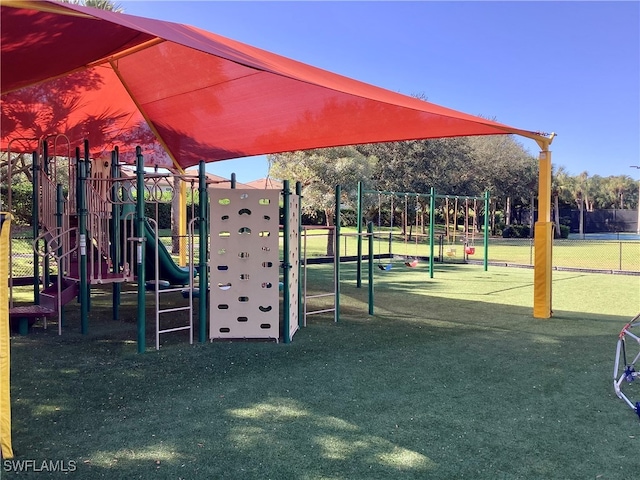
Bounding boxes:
302 210 325 226
558 224 570 239
5 183 34 225
502 224 531 238
339 208 357 227
144 202 171 229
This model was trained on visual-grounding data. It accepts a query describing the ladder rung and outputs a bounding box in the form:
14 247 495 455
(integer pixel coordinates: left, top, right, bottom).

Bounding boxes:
158 306 192 314
158 325 192 334
305 308 335 316
305 293 335 300
151 287 186 294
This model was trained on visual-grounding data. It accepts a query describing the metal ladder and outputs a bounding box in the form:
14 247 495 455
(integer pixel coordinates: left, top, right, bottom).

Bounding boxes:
148 218 195 350
302 225 337 326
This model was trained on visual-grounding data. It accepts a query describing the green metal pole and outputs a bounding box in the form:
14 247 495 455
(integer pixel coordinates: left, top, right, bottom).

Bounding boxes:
79 142 89 333
198 160 208 343
367 221 374 315
111 147 121 320
32 151 40 304
335 184 341 323
296 181 304 328
429 187 435 279
356 181 363 288
484 190 490 272
282 180 291 343
135 147 146 352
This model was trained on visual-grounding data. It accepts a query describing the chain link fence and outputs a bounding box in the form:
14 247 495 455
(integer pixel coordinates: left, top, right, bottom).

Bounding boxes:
9 227 37 282
462 237 640 274
9 228 640 281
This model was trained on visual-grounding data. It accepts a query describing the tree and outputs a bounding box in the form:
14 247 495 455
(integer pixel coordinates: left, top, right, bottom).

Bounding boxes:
268 147 376 255
588 175 608 210
610 175 636 209
551 166 571 237
569 171 589 236
58 0 124 12
357 137 477 235
465 134 536 234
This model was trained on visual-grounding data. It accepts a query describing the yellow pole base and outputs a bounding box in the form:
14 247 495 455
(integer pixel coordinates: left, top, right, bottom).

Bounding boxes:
1 213 14 459
533 221 553 318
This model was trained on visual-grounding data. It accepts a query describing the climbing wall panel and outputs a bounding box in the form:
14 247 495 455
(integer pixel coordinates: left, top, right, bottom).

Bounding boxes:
209 189 280 340
287 193 300 340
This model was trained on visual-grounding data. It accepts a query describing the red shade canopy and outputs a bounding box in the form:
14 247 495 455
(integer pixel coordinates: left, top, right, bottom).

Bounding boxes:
1 0 547 170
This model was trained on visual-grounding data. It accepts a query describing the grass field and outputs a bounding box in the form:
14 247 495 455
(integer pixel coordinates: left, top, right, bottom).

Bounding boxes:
309 227 640 272
5 262 640 479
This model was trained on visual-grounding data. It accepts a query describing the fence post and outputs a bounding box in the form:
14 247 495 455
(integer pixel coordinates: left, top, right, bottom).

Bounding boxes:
619 241 622 271
335 184 341 323
429 187 435 278
356 181 363 288
367 221 374 315
483 191 490 272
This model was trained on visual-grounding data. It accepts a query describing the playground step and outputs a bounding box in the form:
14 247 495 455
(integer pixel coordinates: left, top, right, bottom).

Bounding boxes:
9 305 56 335
40 280 79 311
8 281 79 335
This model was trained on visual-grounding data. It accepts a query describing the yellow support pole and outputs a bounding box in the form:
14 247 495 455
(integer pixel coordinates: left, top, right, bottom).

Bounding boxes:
0 212 14 459
178 179 187 266
534 143 553 318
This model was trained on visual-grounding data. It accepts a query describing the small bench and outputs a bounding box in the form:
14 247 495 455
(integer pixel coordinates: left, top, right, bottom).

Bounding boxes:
9 305 56 335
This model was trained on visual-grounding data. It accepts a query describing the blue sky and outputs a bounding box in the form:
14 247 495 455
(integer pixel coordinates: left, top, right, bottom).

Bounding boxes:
120 1 640 183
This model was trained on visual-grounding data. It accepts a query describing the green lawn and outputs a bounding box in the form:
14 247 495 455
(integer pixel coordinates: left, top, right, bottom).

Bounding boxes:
304 227 640 272
5 263 640 479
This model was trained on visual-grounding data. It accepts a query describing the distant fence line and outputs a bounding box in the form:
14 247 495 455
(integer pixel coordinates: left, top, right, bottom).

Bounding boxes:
551 208 639 234
469 237 640 274
8 229 640 280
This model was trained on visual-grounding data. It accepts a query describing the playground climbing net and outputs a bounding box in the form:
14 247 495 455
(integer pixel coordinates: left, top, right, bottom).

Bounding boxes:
613 313 640 419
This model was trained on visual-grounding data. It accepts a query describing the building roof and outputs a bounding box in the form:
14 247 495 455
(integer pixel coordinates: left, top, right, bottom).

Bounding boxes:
183 168 254 189
243 178 283 190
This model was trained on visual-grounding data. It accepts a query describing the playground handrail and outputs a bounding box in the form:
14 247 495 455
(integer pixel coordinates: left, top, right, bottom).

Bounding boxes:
86 181 111 263
33 227 78 334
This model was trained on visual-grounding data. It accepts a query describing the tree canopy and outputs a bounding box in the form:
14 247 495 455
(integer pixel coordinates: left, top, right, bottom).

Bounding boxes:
268 134 638 238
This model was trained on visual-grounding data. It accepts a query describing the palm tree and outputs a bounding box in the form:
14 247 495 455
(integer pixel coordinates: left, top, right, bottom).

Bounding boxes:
571 171 589 237
59 0 124 12
551 166 570 237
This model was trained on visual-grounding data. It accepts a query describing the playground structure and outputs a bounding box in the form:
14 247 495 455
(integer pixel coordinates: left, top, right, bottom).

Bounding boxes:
355 182 490 282
4 139 201 346
3 140 380 353
614 313 640 418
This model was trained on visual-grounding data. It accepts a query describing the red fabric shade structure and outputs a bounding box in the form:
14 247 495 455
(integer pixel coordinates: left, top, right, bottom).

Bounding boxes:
1 0 548 170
